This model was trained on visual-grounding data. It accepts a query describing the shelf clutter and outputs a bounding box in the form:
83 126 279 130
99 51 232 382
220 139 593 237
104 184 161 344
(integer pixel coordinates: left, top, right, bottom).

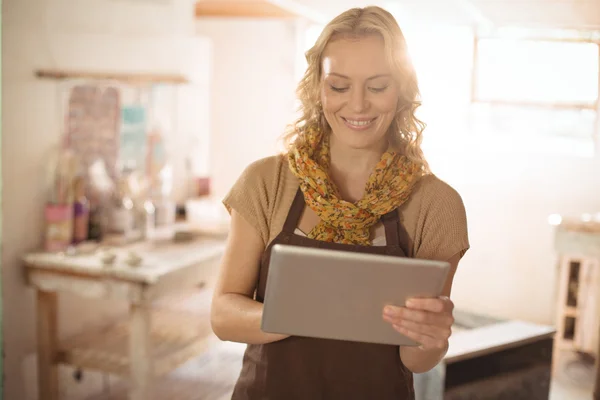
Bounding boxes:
31 53 217 400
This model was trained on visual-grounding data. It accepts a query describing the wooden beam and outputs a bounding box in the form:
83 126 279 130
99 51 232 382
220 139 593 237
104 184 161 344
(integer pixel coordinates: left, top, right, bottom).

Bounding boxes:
195 0 326 23
35 69 189 85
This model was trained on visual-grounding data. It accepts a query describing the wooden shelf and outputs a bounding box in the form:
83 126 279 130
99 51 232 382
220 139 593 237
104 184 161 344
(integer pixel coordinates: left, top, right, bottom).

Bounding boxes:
35 69 189 85
86 342 246 400
57 308 215 377
564 306 579 317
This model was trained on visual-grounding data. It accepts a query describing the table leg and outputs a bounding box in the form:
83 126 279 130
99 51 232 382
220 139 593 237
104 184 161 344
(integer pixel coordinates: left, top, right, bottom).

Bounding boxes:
129 303 152 400
37 290 59 400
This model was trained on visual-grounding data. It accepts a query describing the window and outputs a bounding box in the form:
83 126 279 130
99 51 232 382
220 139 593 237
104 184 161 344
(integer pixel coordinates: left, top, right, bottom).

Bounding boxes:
473 38 599 107
470 35 599 155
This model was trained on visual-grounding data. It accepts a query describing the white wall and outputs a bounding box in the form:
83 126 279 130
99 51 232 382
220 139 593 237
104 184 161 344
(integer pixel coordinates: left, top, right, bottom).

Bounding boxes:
3 0 208 398
427 144 600 325
196 18 299 199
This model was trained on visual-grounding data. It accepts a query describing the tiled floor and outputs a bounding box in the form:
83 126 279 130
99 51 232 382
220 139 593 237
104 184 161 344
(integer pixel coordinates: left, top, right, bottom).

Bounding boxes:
550 380 591 400
83 290 596 399
550 350 595 400
88 340 594 400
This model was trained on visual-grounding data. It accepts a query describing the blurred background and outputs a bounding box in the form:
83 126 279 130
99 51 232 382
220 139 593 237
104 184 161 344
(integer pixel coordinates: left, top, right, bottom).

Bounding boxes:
3 0 600 399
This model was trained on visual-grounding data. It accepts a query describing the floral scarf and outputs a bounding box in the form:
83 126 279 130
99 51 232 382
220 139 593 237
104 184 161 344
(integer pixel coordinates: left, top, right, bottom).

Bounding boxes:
287 125 422 246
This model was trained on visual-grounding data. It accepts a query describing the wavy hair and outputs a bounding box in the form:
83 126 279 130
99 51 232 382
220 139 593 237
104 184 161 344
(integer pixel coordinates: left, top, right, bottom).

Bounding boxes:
283 6 429 173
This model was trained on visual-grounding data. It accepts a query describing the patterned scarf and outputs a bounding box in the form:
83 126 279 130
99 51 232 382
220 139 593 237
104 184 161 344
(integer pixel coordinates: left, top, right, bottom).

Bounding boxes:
287 125 422 246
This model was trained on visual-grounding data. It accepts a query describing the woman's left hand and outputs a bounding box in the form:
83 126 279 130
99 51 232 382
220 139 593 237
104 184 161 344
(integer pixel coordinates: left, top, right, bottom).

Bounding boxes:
383 297 454 351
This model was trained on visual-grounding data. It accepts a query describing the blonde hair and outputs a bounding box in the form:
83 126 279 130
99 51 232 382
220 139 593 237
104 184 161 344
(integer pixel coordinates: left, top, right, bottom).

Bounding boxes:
283 6 429 173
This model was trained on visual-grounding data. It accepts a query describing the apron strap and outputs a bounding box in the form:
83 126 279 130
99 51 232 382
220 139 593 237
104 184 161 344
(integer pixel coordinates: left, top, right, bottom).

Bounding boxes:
381 211 400 247
282 188 306 233
381 210 411 256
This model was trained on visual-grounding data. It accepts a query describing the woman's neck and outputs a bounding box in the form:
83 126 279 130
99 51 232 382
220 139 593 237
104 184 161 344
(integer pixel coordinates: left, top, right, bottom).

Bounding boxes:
328 134 387 202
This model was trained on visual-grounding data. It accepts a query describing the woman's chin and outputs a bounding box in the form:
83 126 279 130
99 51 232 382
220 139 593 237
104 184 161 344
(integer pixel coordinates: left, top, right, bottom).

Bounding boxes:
332 128 388 151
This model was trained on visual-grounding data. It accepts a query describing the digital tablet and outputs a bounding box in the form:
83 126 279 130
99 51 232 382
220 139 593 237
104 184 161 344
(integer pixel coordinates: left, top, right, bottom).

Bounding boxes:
261 244 450 346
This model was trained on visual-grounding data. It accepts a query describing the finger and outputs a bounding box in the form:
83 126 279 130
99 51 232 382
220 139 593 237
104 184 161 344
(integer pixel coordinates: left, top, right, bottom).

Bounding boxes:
383 306 411 326
383 305 403 315
385 307 454 327
393 324 448 350
393 318 452 340
383 312 402 326
406 297 454 313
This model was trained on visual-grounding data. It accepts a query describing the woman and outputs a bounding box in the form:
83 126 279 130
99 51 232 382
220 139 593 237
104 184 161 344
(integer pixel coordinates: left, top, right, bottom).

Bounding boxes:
211 5 469 399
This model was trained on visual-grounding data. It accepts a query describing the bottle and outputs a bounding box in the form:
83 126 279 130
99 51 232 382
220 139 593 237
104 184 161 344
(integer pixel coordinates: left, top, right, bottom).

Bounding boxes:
154 164 176 227
72 177 90 244
138 199 156 240
87 204 103 241
109 177 134 236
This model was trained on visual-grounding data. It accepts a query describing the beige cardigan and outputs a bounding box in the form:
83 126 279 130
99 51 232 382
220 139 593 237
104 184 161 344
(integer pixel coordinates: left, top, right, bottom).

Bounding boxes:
224 154 469 262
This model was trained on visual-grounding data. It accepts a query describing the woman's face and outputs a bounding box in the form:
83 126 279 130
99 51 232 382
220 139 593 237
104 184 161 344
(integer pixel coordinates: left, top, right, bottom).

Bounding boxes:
320 34 399 150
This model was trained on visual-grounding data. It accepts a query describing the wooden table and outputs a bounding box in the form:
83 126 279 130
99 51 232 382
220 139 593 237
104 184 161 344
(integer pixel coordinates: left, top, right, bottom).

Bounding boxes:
414 311 555 400
444 321 555 400
23 235 226 400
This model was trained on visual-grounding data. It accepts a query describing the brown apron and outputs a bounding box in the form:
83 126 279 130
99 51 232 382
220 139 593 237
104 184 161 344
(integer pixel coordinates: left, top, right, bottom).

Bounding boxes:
231 189 416 400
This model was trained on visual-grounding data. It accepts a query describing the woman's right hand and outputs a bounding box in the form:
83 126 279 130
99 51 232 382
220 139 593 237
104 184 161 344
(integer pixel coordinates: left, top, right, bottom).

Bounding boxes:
210 210 290 345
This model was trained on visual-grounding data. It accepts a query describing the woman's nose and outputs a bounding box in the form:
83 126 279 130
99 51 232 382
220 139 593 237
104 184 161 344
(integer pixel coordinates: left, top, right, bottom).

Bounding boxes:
348 87 368 113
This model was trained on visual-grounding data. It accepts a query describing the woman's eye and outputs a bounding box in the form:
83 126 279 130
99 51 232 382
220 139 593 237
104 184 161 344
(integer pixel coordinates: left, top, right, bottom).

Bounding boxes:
369 86 389 93
328 85 388 93
330 85 349 93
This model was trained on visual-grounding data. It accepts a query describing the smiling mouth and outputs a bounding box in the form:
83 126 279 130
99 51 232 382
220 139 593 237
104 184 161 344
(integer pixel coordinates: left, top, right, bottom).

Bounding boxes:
342 117 377 129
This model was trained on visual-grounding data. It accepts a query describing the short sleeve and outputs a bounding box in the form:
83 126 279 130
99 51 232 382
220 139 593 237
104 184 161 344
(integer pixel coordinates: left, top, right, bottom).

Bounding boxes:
222 157 280 246
414 177 470 261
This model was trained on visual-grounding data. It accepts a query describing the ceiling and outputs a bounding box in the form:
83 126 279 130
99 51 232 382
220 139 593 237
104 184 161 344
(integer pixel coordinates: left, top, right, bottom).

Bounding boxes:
294 0 600 30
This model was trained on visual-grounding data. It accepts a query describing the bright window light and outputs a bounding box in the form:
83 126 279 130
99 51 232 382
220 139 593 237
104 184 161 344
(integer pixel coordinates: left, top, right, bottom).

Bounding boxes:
475 39 599 106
